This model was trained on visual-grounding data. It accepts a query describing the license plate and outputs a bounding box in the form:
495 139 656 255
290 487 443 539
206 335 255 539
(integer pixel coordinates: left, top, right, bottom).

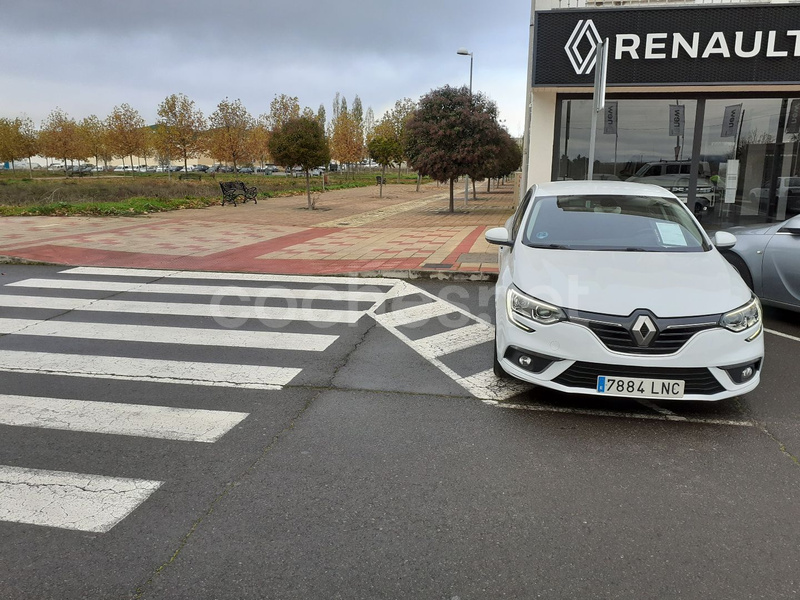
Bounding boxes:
597 376 685 398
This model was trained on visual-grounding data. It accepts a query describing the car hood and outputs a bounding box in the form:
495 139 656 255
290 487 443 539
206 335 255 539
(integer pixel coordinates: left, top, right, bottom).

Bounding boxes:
511 246 751 317
725 223 780 236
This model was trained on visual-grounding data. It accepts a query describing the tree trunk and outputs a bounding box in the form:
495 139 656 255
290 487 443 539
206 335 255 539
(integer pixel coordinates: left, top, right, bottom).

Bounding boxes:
130 154 135 176
472 178 477 201
306 171 314 209
416 173 421 192
184 154 188 174
487 178 491 193
449 178 454 213
28 157 32 178
397 162 401 183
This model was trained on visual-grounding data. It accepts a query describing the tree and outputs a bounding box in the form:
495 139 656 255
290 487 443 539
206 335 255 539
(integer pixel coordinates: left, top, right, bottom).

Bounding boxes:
480 129 522 191
247 117 272 171
16 117 39 175
363 107 375 145
39 108 81 174
107 103 147 173
265 94 300 132
367 119 402 198
152 124 177 173
405 85 499 212
78 115 108 169
316 104 326 132
387 98 417 181
207 98 253 172
268 117 330 210
330 96 363 179
156 93 206 172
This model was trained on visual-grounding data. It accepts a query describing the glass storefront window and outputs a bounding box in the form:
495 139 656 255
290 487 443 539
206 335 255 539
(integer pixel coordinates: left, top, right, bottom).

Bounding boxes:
700 98 783 227
558 98 697 184
555 95 793 227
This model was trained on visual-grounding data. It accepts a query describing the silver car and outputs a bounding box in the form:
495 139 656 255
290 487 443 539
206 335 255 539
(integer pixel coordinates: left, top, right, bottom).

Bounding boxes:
722 214 800 312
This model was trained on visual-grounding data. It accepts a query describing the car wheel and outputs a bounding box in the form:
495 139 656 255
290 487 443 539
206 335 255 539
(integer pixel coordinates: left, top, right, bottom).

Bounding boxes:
493 331 510 379
693 202 704 219
723 251 754 290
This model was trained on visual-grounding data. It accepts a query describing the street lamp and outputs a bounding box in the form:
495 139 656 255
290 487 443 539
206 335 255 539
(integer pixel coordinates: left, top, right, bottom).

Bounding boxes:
457 47 473 206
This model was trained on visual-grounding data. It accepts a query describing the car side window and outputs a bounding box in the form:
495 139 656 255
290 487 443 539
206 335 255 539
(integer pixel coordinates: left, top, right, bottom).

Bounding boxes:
511 189 534 240
666 165 680 175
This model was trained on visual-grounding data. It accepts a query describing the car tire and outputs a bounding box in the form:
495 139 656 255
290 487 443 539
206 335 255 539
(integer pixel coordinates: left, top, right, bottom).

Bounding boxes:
723 251 754 290
694 202 704 219
493 331 510 379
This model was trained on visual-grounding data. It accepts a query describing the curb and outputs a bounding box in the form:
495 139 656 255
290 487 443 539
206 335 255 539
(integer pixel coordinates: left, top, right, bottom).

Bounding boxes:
0 256 498 282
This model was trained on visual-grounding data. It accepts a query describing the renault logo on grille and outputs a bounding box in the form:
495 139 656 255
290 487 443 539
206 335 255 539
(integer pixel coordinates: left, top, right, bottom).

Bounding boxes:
631 315 658 347
564 19 603 75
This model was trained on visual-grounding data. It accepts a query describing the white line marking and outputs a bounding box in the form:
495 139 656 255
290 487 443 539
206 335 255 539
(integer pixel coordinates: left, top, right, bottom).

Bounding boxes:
58 267 398 287
410 323 494 358
485 400 754 427
8 278 387 303
0 351 301 389
13 320 338 352
0 465 162 533
0 394 249 442
0 295 365 323
0 318 40 334
766 328 800 343
374 300 461 328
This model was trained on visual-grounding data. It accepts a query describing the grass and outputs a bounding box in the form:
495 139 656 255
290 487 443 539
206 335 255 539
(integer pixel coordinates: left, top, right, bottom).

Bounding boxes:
0 171 426 216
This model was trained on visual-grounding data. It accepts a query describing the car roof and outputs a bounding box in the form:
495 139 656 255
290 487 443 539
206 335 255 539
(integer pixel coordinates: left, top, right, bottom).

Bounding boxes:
533 180 678 198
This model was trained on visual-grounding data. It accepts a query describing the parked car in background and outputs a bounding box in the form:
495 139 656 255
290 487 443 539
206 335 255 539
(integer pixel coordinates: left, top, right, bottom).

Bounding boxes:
193 165 209 172
721 214 800 312
486 180 763 401
238 167 255 174
746 177 800 220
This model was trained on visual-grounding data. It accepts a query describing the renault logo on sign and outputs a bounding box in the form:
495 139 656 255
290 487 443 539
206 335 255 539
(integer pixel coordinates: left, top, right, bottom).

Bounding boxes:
565 19 603 75
631 315 658 347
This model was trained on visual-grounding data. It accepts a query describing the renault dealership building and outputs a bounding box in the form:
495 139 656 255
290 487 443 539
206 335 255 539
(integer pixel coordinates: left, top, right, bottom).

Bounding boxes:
523 0 800 226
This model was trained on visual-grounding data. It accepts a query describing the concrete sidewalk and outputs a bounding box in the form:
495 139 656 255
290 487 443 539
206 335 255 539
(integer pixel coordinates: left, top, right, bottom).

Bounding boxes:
0 180 516 279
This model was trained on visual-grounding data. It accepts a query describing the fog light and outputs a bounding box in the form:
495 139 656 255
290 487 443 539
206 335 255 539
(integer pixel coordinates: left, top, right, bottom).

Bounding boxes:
519 355 532 367
723 360 761 384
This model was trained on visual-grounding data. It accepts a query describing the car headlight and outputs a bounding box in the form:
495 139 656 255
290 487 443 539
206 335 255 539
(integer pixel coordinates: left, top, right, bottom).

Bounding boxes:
506 286 566 330
719 296 762 333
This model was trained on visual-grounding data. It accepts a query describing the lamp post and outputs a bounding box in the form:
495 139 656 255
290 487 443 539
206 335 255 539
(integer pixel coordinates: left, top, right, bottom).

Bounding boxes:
457 47 473 207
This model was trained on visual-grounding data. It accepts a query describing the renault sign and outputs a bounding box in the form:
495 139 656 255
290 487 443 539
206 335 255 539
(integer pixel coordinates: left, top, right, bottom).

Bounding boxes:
533 4 800 86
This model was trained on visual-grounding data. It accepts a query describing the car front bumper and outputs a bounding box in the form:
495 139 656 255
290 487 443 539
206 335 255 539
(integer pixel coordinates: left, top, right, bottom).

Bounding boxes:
496 311 764 402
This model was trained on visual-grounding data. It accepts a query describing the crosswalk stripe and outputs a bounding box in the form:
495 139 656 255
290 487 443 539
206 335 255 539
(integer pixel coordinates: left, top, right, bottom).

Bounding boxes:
412 323 494 358
0 318 40 334
0 465 162 533
0 295 365 323
0 394 249 442
0 351 300 389
13 320 338 351
59 267 397 287
374 300 459 328
8 278 388 303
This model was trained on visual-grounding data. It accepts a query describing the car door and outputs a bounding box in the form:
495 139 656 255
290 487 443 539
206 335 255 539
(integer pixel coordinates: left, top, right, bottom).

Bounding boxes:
761 215 800 307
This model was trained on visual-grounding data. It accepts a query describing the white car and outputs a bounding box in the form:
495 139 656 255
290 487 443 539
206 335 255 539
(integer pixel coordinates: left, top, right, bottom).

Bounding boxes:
486 180 764 402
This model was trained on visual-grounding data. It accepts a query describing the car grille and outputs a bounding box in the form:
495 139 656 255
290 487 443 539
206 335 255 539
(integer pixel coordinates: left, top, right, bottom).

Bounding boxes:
553 362 725 395
585 322 716 355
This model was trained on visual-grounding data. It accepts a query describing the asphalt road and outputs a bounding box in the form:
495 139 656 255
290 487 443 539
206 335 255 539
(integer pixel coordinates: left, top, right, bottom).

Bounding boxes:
0 265 798 600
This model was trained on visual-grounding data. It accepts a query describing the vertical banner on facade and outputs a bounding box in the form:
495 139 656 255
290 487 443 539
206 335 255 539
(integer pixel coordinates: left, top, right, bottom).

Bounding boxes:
721 104 743 138
786 99 800 135
668 105 684 137
604 102 618 135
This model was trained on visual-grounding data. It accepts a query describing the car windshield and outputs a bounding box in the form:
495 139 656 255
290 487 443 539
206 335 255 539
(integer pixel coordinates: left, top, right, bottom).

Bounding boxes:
522 194 710 252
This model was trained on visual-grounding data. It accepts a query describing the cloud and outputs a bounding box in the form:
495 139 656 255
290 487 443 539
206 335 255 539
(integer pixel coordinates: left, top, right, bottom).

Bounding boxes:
1 0 531 135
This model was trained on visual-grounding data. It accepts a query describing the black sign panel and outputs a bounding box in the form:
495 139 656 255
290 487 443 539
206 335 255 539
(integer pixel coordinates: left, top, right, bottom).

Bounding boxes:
533 5 800 87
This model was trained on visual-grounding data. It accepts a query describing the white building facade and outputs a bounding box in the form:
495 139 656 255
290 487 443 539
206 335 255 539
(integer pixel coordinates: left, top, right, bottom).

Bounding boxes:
523 0 800 226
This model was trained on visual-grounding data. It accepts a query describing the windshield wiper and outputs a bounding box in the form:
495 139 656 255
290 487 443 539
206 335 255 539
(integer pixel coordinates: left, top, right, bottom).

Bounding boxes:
531 243 572 250
624 247 650 252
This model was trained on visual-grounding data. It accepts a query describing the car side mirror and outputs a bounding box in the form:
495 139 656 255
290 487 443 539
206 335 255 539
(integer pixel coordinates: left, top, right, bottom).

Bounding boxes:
485 227 512 246
713 231 737 249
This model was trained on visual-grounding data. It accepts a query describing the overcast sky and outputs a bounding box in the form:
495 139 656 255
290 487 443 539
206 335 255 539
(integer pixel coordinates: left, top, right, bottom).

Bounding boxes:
1 1 532 137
